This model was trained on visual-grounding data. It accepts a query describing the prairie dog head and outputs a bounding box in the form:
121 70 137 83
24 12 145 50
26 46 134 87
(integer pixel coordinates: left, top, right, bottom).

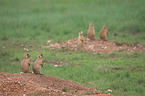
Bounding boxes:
89 23 94 27
37 54 43 59
79 31 83 37
24 54 30 59
103 25 107 29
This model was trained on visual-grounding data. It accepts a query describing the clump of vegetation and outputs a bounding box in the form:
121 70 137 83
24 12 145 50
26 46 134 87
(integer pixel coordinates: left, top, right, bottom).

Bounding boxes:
115 41 124 46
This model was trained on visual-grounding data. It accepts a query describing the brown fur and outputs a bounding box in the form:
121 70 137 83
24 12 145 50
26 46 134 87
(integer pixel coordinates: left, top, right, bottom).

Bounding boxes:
87 23 95 40
100 25 108 41
33 54 43 74
21 54 30 73
77 31 84 50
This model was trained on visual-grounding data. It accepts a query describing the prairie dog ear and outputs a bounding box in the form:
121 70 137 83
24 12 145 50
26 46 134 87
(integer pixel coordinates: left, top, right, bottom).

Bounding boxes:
24 54 30 59
39 54 43 59
27 54 30 58
41 54 43 56
79 31 83 36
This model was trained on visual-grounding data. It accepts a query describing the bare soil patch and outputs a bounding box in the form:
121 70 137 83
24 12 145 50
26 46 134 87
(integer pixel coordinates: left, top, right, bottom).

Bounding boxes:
43 60 77 67
43 38 145 53
0 72 112 96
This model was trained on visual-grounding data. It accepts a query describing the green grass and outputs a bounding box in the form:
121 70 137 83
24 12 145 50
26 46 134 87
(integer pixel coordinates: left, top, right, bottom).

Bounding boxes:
0 0 145 96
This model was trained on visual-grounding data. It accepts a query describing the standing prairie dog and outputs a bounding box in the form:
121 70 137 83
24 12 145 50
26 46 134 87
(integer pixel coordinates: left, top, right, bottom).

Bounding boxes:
33 54 43 74
77 31 84 50
87 23 95 40
21 54 30 73
100 25 108 41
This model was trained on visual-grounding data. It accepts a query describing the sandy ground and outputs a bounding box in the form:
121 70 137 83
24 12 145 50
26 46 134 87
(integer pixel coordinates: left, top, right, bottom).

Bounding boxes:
0 72 113 96
43 38 145 54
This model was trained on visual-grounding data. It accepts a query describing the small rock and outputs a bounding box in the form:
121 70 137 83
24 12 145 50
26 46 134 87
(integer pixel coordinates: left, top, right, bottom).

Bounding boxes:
104 46 107 49
47 40 52 43
5 81 9 83
3 88 6 91
107 89 112 92
24 88 27 92
54 65 58 67
20 44 24 47
24 48 29 51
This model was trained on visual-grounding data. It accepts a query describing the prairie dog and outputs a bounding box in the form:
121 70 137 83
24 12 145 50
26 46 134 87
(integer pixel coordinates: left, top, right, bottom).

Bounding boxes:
77 31 84 50
21 54 30 73
87 23 95 40
100 25 108 41
33 54 43 74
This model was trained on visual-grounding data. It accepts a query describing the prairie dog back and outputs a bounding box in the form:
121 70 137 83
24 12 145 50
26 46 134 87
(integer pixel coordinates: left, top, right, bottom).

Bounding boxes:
87 23 95 40
21 54 30 73
100 25 108 41
33 54 43 74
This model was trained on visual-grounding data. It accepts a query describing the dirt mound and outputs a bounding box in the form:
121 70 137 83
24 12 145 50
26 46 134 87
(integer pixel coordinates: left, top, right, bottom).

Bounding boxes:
0 72 113 96
43 38 145 53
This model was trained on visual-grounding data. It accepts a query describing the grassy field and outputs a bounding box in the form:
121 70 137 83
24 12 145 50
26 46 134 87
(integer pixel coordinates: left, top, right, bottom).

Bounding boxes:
0 0 145 96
